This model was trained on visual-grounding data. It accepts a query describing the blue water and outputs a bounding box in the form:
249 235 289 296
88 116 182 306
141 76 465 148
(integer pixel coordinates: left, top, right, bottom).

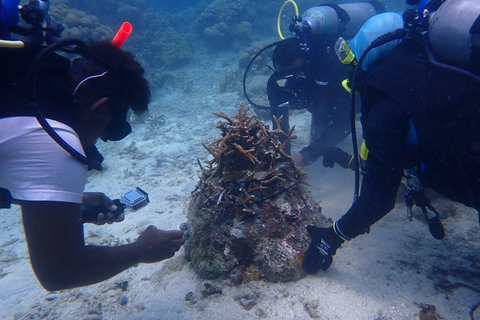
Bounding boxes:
145 0 199 12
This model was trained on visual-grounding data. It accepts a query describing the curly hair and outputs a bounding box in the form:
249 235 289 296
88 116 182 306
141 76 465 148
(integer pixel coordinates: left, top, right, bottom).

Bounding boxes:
81 40 150 114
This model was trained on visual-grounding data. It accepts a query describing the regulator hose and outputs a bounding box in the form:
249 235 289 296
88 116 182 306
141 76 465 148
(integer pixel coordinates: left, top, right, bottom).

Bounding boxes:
242 40 283 110
27 38 103 171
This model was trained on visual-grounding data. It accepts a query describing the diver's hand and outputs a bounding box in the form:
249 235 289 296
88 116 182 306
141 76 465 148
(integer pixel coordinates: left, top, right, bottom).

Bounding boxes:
292 152 304 167
322 147 353 169
302 225 344 273
136 226 185 263
81 192 125 225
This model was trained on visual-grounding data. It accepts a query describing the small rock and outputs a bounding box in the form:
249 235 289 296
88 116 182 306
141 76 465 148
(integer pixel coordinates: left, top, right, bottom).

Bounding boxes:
201 282 222 297
120 295 129 306
419 304 438 320
0 249 17 263
45 295 57 302
185 292 194 301
185 291 198 304
255 307 267 318
304 301 321 319
0 268 7 280
116 280 129 291
87 302 102 315
234 292 258 311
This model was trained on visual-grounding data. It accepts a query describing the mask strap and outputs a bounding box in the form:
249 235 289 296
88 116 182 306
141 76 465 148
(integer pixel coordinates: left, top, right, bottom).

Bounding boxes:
73 71 108 96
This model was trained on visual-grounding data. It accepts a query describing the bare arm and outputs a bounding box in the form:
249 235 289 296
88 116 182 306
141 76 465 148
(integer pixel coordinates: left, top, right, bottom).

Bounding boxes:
21 201 184 291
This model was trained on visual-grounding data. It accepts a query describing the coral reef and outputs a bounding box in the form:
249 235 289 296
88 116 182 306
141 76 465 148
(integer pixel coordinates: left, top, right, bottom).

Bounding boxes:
56 1 193 76
238 40 274 71
195 0 247 30
49 2 113 41
65 0 148 23
152 27 193 67
132 11 193 69
194 0 251 48
184 106 328 283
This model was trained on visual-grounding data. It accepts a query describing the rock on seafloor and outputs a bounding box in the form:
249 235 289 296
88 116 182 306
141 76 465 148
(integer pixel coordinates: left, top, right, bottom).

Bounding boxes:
183 106 330 283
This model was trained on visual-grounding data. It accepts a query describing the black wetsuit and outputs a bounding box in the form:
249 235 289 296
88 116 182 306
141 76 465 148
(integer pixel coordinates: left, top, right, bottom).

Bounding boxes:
337 40 480 238
267 36 351 165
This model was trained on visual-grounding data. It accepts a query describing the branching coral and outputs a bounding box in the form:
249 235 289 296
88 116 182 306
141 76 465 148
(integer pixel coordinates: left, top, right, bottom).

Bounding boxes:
193 105 308 221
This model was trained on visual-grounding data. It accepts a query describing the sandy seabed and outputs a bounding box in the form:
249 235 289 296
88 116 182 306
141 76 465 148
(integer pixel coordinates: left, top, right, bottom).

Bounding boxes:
0 46 479 320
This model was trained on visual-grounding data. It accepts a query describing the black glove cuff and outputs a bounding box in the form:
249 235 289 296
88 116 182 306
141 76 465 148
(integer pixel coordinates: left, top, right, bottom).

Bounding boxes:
307 225 344 254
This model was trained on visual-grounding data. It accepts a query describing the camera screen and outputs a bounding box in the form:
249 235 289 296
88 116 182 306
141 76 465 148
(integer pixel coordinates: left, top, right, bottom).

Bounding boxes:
123 190 145 205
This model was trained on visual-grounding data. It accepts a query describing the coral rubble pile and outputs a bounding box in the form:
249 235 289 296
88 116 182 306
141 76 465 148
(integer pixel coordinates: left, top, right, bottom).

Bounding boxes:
184 106 328 283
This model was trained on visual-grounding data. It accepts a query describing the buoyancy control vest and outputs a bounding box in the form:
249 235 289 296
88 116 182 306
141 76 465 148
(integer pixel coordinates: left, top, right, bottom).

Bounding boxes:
0 45 76 125
365 40 480 210
0 46 80 209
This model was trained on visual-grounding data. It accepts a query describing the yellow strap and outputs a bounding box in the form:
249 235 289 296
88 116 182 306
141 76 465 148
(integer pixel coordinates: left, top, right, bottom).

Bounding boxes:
339 41 356 64
360 140 369 161
333 221 350 241
347 155 355 169
342 79 352 93
341 79 360 95
341 48 355 64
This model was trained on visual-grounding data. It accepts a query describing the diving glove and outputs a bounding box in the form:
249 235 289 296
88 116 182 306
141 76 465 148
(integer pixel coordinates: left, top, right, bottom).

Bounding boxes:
302 225 344 273
322 147 354 169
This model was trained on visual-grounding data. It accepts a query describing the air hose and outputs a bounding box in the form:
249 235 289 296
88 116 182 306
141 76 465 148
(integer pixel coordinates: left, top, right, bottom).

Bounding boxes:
349 28 407 202
26 38 104 171
243 1 301 109
242 40 283 110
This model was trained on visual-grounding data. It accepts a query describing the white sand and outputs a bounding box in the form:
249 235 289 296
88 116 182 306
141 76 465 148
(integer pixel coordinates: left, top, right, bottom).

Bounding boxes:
1 47 479 320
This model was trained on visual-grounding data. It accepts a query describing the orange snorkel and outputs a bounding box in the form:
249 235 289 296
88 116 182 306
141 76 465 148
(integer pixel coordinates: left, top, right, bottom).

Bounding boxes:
112 22 132 48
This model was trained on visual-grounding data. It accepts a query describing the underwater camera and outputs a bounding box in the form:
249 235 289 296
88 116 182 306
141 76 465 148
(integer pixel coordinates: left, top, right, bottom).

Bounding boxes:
83 187 150 223
119 187 150 212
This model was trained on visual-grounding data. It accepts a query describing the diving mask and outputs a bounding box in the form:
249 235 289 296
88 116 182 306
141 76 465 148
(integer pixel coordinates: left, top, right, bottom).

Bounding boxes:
274 68 308 89
335 37 356 65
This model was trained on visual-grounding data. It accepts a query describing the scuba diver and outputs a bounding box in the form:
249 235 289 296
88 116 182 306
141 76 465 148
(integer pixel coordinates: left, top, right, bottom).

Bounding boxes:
0 0 185 290
265 1 384 167
302 0 480 275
